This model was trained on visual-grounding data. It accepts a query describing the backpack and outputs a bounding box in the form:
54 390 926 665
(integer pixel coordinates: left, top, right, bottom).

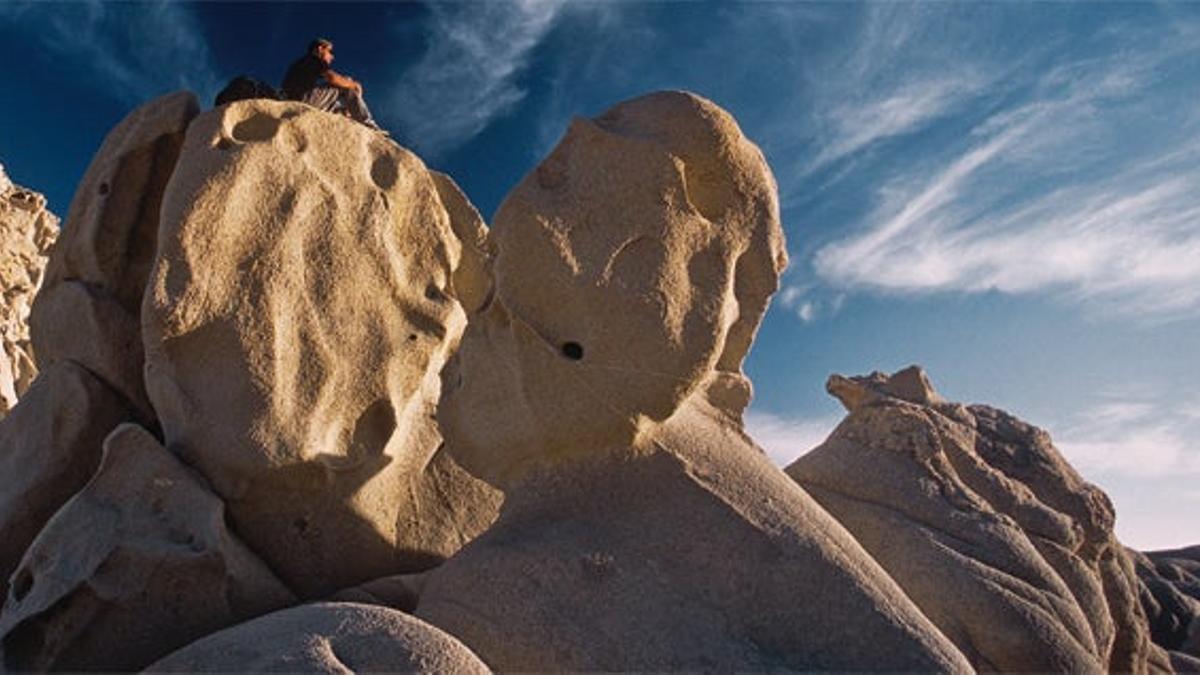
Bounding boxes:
214 76 283 107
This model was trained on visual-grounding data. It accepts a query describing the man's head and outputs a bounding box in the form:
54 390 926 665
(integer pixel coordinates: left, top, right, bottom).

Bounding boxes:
308 38 334 65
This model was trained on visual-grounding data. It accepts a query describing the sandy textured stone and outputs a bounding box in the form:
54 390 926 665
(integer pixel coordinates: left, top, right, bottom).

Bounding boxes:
147 602 487 673
0 362 131 601
0 163 58 417
143 100 499 598
29 91 199 422
416 91 970 671
431 170 493 315
787 366 1170 673
0 424 295 672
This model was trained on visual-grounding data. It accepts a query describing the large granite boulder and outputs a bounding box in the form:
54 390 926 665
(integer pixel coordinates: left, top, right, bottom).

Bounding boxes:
147 602 487 673
0 163 57 417
786 366 1171 673
29 92 199 424
0 424 294 672
142 99 500 598
413 91 971 672
0 362 131 601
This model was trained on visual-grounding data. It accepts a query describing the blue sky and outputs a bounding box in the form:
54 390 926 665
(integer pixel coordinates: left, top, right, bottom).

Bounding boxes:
2 1 1198 549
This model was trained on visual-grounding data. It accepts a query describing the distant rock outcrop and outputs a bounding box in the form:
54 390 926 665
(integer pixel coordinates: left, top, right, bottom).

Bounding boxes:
0 164 57 418
787 366 1171 673
1135 545 1200 668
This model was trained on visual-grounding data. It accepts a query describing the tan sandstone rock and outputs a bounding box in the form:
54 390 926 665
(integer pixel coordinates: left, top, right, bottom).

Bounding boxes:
146 602 488 673
29 91 199 423
0 361 131 601
143 100 499 598
786 366 1171 673
0 163 58 417
414 91 971 671
0 423 295 672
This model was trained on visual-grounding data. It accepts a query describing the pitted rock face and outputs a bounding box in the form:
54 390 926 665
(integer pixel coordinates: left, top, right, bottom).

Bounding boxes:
0 163 58 416
143 100 499 597
29 92 198 423
441 91 787 489
787 367 1169 673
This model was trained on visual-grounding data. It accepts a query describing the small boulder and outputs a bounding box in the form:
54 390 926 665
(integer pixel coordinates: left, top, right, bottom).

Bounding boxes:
0 424 295 672
146 602 487 673
0 362 131 600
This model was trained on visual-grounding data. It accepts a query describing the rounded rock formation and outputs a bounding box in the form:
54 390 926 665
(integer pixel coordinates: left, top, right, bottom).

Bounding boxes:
142 99 499 597
787 366 1170 673
415 91 971 672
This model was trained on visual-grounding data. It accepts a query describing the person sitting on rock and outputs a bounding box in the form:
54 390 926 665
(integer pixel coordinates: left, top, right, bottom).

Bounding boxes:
282 38 383 132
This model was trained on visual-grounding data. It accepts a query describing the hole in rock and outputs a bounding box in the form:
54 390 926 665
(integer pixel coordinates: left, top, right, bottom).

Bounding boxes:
97 182 109 196
425 285 446 302
293 517 309 534
561 342 584 361
408 334 418 341
11 570 32 602
230 113 281 143
370 155 399 190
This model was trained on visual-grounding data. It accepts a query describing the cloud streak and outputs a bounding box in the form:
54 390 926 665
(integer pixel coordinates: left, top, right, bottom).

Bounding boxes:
1054 392 1200 479
388 0 571 157
811 26 1200 320
0 1 219 104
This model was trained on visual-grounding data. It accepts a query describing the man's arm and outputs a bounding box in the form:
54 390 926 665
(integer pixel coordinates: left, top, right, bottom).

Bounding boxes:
323 69 363 94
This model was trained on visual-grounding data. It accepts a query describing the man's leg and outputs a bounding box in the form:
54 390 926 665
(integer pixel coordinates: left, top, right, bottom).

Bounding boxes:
301 86 342 113
338 89 382 130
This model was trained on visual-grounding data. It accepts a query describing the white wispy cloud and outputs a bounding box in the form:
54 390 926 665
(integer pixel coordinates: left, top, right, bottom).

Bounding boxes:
812 31 1200 320
776 284 825 323
745 410 840 467
1054 392 1200 479
389 0 577 157
0 1 220 104
807 74 987 175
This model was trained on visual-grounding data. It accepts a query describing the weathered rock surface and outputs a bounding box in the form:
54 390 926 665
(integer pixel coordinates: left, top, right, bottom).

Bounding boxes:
143 99 500 597
1135 545 1200 662
0 424 295 672
786 366 1170 673
414 91 971 672
29 92 198 424
0 163 57 417
0 361 131 601
147 602 488 673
